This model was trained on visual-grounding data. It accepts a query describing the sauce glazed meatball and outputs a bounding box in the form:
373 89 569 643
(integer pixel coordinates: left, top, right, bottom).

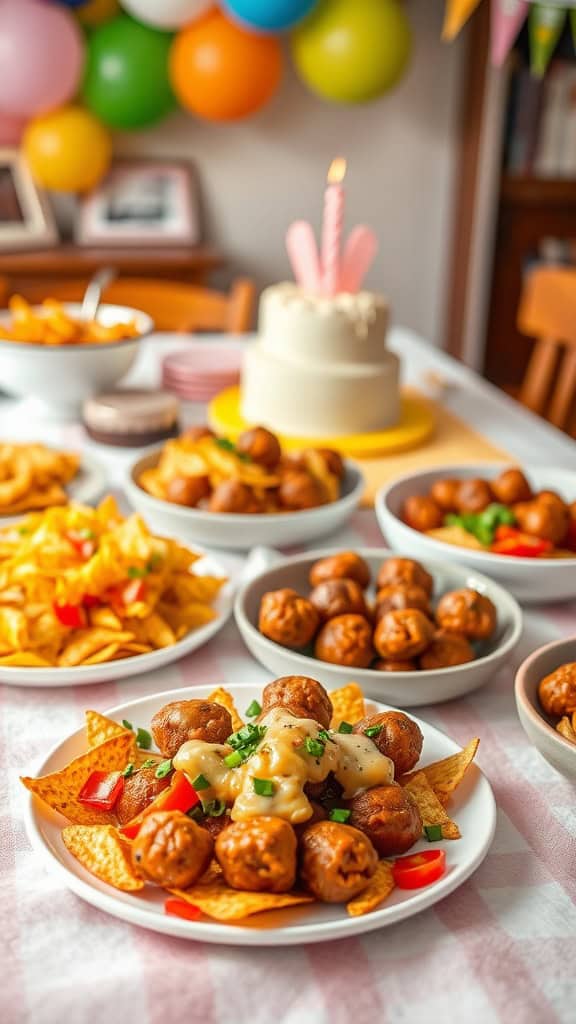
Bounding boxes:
514 500 569 545
349 783 422 857
430 478 461 512
436 588 496 641
299 821 378 903
259 589 320 649
209 479 260 514
278 470 325 511
131 810 214 888
376 558 433 596
151 699 233 759
237 426 282 469
115 766 172 825
402 495 444 532
375 584 432 620
314 448 345 479
165 474 211 508
315 614 374 669
353 710 423 775
309 578 369 623
374 609 434 660
374 659 417 672
491 468 532 505
455 478 493 514
261 675 333 729
309 551 371 590
215 817 297 893
419 631 475 670
538 663 576 717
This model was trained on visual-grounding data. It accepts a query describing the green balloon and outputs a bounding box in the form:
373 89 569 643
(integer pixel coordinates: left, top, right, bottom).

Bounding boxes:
83 15 176 130
292 0 412 105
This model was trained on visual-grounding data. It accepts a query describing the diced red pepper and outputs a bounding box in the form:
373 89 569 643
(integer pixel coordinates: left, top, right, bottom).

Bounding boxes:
491 530 553 558
66 530 96 560
164 898 201 922
53 602 86 628
82 594 101 609
78 770 124 811
108 579 148 612
392 849 446 890
493 524 519 542
119 771 199 839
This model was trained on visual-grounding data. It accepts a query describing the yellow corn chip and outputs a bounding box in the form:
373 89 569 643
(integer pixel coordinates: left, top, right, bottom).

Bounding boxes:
85 710 135 752
402 771 461 840
557 716 576 744
82 643 122 666
21 732 134 825
62 825 144 892
58 630 135 668
346 861 395 917
0 652 51 667
401 738 480 805
208 687 244 733
169 878 314 921
329 683 366 727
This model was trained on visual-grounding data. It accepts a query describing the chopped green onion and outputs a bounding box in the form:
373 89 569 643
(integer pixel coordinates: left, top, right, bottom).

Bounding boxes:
136 727 152 750
187 805 204 821
127 565 148 579
155 759 173 779
329 808 351 824
424 824 443 842
364 725 383 739
192 774 211 791
121 763 135 778
146 553 162 572
338 721 353 734
318 729 336 744
80 528 95 540
253 777 275 797
122 719 133 732
227 722 266 756
203 799 226 817
245 699 262 719
139 758 157 770
17 526 30 536
305 737 325 759
224 750 243 769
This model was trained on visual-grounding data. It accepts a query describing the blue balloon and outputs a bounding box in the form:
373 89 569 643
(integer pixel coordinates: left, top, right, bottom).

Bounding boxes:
222 0 318 34
43 1 89 6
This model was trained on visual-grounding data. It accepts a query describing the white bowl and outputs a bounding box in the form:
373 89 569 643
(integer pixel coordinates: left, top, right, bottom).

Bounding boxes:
0 302 153 416
0 450 106 529
376 464 576 604
125 452 365 551
515 637 576 782
234 547 523 707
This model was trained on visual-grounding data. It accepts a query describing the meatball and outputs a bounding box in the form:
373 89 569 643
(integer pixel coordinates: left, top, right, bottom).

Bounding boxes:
376 558 433 596
209 479 259 514
374 659 416 672
353 710 423 775
536 489 567 510
278 470 325 511
115 766 172 825
402 495 444 532
215 817 297 893
455 478 493 514
293 800 327 838
299 821 378 903
419 631 475 670
491 468 532 505
349 783 422 857
375 584 432 620
151 699 232 758
435 588 496 641
258 589 320 649
538 663 576 717
165 474 210 508
199 813 232 842
237 426 281 469
314 448 345 480
309 552 371 590
131 810 213 888
315 614 374 669
374 609 434 660
514 500 569 545
261 675 333 729
430 478 461 512
184 425 215 443
309 578 369 623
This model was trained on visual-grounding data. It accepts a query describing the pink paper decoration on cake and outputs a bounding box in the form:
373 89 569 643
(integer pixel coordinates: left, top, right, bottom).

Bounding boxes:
286 220 322 292
339 226 379 294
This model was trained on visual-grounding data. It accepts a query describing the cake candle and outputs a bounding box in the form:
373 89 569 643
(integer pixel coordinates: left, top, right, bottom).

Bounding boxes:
321 157 346 297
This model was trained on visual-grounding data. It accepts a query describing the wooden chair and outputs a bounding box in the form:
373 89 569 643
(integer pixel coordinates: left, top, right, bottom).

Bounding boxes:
0 276 256 334
517 266 576 434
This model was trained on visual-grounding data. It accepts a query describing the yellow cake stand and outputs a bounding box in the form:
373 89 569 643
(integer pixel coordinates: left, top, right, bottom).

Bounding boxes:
208 387 435 458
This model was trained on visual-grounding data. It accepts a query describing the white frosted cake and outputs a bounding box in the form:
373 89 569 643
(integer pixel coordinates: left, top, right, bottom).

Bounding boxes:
241 283 400 437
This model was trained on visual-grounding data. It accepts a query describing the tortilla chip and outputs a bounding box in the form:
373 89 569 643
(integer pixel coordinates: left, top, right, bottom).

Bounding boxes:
169 877 314 921
346 861 395 917
401 738 480 805
0 651 51 667
82 643 122 666
402 771 461 840
85 710 135 752
21 732 134 825
207 687 244 733
557 716 576 744
58 629 135 668
62 825 144 892
329 683 366 727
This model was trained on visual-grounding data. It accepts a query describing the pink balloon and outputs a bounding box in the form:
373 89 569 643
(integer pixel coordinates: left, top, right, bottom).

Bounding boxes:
0 113 27 145
0 0 85 117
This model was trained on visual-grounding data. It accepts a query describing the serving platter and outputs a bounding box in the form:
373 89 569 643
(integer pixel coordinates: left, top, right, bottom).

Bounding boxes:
24 682 496 946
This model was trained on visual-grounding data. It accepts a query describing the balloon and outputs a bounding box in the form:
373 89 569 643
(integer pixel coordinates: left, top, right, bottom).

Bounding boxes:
23 105 112 193
83 15 177 130
0 114 28 146
292 0 412 105
170 10 282 121
120 0 212 30
222 0 317 33
78 0 120 27
0 0 84 118
47 1 89 7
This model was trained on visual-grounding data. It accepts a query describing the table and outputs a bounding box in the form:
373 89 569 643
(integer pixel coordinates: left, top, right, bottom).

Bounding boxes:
2 329 576 1024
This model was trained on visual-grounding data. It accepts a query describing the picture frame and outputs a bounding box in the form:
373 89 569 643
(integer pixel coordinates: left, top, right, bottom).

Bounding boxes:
76 161 200 247
0 149 58 251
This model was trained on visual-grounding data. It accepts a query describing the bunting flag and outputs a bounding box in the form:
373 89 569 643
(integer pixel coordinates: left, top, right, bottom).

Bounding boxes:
491 0 530 65
572 8 576 47
529 3 567 76
442 0 484 40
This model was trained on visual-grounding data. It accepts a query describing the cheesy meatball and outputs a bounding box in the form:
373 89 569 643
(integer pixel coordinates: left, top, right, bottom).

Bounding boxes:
278 470 325 511
538 663 576 718
309 578 369 623
374 659 417 672
151 699 232 758
215 817 297 893
299 821 378 903
209 479 259 514
376 558 433 596
314 614 374 669
374 609 434 660
435 589 496 641
402 495 443 532
261 675 333 729
353 710 423 775
349 783 422 857
259 589 320 649
131 811 213 889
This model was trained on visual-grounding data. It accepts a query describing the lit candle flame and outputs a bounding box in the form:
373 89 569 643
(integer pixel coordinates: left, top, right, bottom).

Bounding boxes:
327 157 347 186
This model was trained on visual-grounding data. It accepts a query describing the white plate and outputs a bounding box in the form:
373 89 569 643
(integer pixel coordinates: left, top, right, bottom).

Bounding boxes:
0 555 232 688
0 450 107 528
376 465 576 604
24 682 496 946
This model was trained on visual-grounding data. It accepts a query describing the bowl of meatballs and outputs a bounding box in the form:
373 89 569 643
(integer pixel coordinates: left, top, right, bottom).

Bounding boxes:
234 548 522 706
126 425 365 551
376 465 576 604
515 637 576 781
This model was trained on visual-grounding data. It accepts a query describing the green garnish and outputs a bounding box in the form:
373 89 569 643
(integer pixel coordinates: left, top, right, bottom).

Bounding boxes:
445 503 516 547
122 719 133 731
155 759 173 779
80 528 95 539
364 726 383 739
121 763 135 778
253 778 275 797
305 737 325 759
187 805 204 821
203 799 226 817
224 750 243 769
329 808 351 824
136 727 152 750
338 721 354 734
139 758 157 770
318 729 335 744
215 436 251 462
147 553 162 572
227 722 267 763
127 565 148 579
245 699 262 718
17 526 30 535
424 824 443 842
192 774 211 791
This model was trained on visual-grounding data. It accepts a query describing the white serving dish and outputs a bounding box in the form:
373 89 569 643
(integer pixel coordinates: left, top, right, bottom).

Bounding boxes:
0 450 106 528
125 452 365 551
234 547 523 707
376 465 576 604
515 636 576 782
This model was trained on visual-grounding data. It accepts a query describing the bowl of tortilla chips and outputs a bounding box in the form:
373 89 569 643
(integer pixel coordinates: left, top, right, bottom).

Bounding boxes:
0 442 105 523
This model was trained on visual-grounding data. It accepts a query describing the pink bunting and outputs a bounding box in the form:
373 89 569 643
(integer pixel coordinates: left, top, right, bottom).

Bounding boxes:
490 0 529 68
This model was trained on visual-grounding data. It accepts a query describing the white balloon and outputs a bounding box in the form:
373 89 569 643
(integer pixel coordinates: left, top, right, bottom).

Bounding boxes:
120 0 212 29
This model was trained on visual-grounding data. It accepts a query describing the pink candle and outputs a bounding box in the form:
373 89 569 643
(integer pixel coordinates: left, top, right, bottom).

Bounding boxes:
321 157 346 297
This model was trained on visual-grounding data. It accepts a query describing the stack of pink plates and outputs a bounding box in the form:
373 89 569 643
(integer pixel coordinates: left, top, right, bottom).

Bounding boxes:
161 345 242 402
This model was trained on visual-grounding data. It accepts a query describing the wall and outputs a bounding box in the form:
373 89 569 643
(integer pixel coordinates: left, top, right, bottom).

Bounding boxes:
116 1 465 347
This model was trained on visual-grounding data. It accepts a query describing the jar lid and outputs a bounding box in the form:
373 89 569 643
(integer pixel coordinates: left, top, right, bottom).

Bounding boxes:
83 389 180 447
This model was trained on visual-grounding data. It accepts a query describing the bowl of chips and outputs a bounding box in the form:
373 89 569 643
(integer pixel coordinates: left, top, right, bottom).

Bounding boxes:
515 637 576 782
0 442 105 524
0 298 153 416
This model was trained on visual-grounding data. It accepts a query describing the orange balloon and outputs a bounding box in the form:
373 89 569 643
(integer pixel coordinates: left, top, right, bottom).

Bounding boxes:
170 11 283 121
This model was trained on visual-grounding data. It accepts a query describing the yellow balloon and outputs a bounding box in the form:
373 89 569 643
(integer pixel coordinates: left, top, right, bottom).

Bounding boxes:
23 106 112 193
78 0 120 28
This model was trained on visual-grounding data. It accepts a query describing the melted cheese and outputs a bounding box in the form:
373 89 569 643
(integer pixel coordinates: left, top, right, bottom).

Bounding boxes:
332 733 394 798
